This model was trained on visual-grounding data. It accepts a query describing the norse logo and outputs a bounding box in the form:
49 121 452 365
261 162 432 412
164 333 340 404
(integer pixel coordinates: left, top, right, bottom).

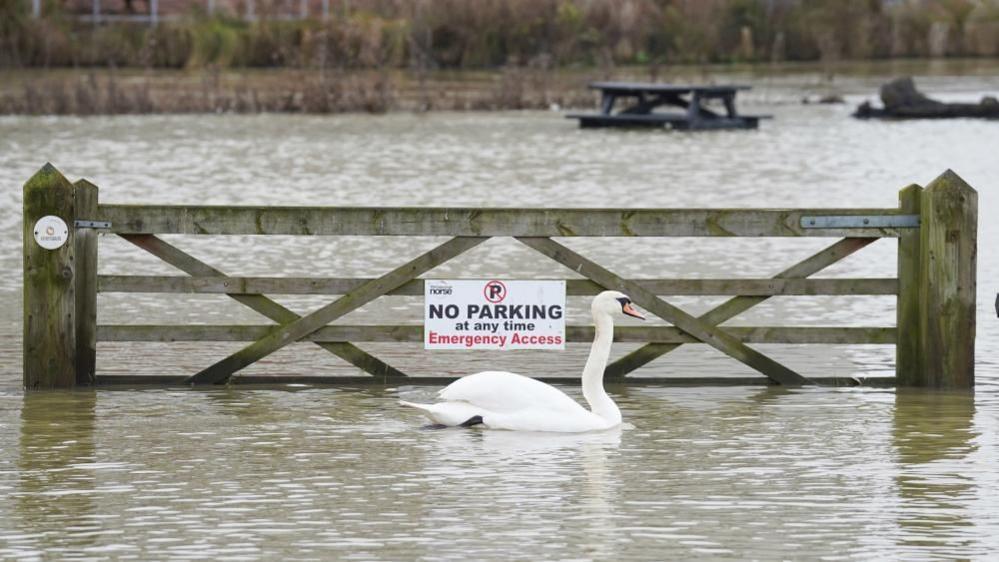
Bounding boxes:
429 284 452 296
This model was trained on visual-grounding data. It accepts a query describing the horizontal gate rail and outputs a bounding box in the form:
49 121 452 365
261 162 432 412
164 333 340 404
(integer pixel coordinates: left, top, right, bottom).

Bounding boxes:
98 325 898 345
95 205 916 238
97 276 898 296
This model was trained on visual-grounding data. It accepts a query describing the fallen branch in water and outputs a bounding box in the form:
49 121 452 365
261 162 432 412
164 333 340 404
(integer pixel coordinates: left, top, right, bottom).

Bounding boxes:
854 77 999 120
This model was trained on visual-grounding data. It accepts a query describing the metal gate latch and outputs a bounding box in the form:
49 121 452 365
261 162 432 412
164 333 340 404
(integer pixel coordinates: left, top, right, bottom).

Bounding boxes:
800 215 919 229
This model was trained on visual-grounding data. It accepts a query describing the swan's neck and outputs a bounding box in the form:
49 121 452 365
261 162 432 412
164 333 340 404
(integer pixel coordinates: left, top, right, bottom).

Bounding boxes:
582 310 621 425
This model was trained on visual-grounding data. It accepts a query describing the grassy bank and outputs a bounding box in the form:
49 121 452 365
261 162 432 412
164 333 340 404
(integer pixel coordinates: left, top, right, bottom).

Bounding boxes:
3 1 998 115
0 66 603 114
3 58 998 115
2 1 999 72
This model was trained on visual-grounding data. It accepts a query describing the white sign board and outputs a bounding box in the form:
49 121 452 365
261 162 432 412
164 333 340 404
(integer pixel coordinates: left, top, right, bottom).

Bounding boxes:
425 280 566 350
33 215 69 250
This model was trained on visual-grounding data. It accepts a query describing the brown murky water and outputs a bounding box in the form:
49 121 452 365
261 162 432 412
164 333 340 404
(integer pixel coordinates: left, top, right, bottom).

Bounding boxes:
1 62 997 559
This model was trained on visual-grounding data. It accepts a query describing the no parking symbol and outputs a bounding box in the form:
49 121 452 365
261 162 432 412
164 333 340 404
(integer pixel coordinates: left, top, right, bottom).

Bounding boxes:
483 280 507 303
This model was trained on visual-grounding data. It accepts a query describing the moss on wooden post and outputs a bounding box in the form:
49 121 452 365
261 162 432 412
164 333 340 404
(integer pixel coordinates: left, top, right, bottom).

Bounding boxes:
918 170 977 389
896 184 923 386
23 164 78 389
74 180 99 385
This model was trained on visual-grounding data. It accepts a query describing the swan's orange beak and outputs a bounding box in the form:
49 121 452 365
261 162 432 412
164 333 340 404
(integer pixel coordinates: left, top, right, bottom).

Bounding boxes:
623 302 645 320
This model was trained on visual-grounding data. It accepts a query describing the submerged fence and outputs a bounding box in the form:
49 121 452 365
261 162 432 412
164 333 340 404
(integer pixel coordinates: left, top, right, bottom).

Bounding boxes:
23 164 977 389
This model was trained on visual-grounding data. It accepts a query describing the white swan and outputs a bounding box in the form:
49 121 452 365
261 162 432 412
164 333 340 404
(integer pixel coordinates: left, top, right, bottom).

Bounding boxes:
400 290 645 432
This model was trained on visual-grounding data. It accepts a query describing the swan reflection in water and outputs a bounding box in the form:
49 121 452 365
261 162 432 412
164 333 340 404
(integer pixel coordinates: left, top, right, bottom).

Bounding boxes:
417 424 624 558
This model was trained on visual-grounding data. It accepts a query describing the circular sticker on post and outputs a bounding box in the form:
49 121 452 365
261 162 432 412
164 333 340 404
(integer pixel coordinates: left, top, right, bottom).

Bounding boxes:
33 215 69 250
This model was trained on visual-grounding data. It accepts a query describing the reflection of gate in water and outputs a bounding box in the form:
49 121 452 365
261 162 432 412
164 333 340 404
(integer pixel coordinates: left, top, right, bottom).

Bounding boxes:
22 164 977 388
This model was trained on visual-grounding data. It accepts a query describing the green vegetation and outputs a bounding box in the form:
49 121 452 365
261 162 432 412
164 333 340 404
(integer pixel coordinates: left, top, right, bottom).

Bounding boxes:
1 0 998 70
2 0 998 115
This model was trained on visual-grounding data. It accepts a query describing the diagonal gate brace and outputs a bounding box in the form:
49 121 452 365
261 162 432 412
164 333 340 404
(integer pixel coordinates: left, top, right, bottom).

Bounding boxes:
517 237 811 386
605 237 876 377
120 234 408 380
186 236 488 385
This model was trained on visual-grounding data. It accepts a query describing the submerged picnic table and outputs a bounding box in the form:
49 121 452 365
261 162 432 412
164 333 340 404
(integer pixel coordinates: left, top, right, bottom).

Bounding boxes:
566 82 770 130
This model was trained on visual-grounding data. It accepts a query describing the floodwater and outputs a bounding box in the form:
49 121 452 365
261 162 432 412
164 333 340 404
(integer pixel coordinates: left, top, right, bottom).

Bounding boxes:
1 61 998 559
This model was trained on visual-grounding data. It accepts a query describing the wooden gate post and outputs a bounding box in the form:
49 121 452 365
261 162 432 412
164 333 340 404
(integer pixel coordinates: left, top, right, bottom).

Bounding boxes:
74 180 99 385
23 163 81 389
896 184 923 386
917 170 977 389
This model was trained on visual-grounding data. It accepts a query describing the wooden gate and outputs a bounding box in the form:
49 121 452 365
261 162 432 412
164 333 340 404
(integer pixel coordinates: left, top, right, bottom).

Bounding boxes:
23 164 977 388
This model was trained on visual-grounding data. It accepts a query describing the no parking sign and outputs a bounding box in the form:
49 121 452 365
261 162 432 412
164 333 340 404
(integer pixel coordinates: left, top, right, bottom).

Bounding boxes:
424 280 565 350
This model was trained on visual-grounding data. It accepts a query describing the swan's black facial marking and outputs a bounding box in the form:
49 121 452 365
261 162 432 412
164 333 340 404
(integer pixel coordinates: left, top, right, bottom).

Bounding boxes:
617 296 645 320
459 415 484 428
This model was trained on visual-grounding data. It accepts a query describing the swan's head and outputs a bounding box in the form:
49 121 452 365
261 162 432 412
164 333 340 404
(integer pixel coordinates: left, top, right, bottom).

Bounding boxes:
593 290 645 320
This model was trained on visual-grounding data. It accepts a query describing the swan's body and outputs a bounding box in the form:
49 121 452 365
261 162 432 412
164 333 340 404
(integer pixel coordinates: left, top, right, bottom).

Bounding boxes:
400 291 644 433
401 371 614 432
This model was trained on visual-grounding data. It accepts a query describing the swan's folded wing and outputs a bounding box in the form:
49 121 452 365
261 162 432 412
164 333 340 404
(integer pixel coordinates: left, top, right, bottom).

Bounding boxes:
438 371 588 415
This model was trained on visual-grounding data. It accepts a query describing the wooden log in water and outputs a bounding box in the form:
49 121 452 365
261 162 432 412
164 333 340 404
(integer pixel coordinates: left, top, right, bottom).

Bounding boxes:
854 77 999 119
917 170 977 388
23 164 77 389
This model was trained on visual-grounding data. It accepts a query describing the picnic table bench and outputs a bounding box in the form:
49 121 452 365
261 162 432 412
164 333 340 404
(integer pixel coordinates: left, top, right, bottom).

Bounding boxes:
566 82 771 130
